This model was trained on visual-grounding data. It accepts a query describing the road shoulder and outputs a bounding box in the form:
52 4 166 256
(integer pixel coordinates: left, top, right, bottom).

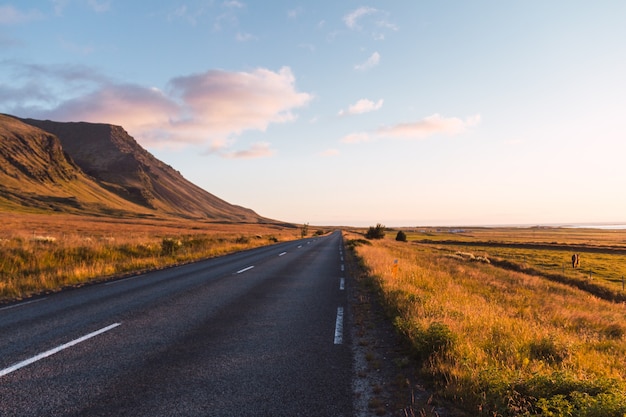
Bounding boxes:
346 247 460 417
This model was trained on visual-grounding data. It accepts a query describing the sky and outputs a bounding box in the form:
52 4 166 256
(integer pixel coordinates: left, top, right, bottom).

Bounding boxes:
1 1 626 227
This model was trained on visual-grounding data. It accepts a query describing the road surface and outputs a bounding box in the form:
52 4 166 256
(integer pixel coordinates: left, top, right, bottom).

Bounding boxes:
0 231 353 416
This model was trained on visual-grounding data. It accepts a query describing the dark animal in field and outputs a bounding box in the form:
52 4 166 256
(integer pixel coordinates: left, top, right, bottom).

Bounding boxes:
572 253 580 268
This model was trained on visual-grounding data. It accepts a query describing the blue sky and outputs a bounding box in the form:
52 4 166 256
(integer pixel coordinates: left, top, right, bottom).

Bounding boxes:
1 1 626 226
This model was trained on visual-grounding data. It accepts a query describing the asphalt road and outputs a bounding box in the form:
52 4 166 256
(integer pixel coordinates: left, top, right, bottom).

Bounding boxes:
0 231 353 416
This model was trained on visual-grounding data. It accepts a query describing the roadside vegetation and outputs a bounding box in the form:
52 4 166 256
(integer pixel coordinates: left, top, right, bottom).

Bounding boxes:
345 227 626 416
0 212 298 302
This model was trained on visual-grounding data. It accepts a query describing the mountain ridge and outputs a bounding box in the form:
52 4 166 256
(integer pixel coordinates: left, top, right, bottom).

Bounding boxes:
0 114 277 224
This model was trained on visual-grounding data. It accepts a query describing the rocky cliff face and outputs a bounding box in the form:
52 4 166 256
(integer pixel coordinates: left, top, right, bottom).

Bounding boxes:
0 114 152 215
0 114 273 223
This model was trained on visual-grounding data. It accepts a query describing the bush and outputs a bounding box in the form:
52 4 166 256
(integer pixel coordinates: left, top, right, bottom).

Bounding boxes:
395 230 407 242
414 322 456 359
235 236 250 244
161 238 182 255
366 224 386 239
528 337 569 364
345 238 371 250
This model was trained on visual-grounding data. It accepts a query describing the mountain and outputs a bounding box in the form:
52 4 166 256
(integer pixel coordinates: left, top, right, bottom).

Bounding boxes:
0 114 272 223
0 114 152 216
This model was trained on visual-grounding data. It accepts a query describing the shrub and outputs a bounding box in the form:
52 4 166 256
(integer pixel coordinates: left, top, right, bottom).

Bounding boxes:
395 230 407 242
161 237 182 255
346 238 372 250
366 224 386 240
413 322 456 359
395 319 456 361
528 337 569 364
603 323 625 340
235 235 250 244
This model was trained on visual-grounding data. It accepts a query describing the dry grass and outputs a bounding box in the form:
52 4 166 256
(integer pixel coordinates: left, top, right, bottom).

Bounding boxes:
345 230 626 416
0 212 300 302
404 226 626 248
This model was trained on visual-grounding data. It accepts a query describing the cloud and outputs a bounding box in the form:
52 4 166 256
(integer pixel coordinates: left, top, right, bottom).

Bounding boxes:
376 20 399 32
223 0 245 8
51 0 69 16
341 132 372 144
298 43 315 52
343 7 377 30
38 84 180 144
341 114 481 143
355 52 380 71
0 5 43 24
168 66 312 139
221 142 274 159
87 0 111 13
318 148 340 157
3 64 312 157
235 32 256 42
169 1 245 27
343 6 397 39
288 7 303 19
339 98 383 116
376 114 481 139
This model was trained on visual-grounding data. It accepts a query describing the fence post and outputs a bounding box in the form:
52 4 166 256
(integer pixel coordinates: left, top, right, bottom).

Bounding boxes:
622 276 624 292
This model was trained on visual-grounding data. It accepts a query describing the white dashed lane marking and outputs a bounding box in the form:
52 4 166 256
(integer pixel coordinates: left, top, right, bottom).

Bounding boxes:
334 307 344 345
0 323 122 378
236 266 255 274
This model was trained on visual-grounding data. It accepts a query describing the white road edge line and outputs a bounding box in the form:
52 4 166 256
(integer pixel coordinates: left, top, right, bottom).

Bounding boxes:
0 323 122 378
0 298 47 312
278 252 287 257
236 266 255 274
334 307 344 345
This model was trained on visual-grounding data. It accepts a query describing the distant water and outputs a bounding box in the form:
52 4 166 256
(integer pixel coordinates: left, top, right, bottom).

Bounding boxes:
565 224 626 230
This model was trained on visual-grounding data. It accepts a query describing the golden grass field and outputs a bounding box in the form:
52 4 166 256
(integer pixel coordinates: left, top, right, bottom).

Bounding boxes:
5 213 626 415
0 212 303 302
344 226 626 417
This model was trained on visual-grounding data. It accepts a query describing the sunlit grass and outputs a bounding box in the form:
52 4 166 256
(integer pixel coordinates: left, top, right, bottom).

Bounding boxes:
345 230 626 416
0 212 300 302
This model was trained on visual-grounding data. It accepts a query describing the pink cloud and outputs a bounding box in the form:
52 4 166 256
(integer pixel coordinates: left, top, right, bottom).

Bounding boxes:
221 142 274 159
340 132 372 144
376 114 481 139
168 66 312 139
9 65 312 156
318 148 340 157
342 114 481 143
43 83 179 141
